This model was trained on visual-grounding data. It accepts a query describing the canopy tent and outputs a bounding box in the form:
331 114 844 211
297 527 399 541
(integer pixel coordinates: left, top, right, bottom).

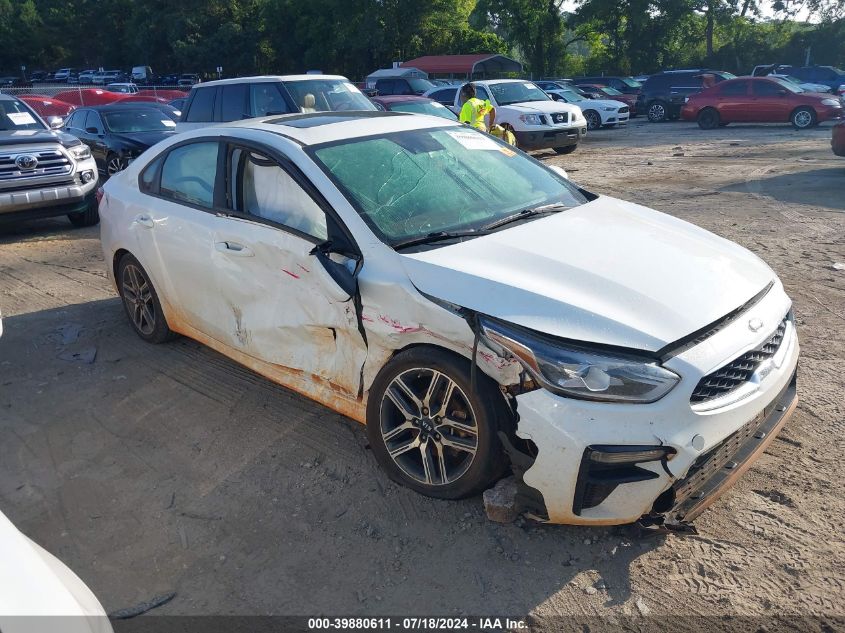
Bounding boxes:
400 55 523 79
365 66 428 88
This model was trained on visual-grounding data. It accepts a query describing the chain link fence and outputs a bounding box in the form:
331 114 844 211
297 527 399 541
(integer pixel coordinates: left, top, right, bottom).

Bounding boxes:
0 84 188 100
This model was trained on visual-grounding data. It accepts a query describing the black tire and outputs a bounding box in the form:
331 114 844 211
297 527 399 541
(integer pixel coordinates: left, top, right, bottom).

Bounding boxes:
67 193 99 227
553 144 577 155
791 107 816 130
583 109 601 131
647 100 668 122
106 152 128 177
116 253 176 344
697 108 720 130
366 347 509 500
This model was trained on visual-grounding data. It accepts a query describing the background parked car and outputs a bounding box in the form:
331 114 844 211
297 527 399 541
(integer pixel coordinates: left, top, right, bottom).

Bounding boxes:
63 105 177 176
27 71 49 84
536 83 629 130
18 95 76 124
681 76 843 129
111 100 182 121
131 65 155 84
53 88 123 106
832 121 845 156
77 69 97 84
374 76 436 96
572 76 643 97
422 85 459 106
637 69 735 122
106 82 139 94
789 66 845 94
53 68 75 83
176 75 376 131
576 84 639 115
370 95 457 120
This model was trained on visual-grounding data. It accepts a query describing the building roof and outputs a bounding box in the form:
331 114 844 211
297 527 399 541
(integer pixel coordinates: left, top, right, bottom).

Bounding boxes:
401 55 523 76
365 67 429 81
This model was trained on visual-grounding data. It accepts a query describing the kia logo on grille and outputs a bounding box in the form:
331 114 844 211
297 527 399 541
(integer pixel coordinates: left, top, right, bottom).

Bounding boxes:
15 154 38 170
748 318 764 332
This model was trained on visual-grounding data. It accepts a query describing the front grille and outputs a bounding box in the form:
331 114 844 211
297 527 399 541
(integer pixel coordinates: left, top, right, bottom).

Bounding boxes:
618 106 629 114
551 112 568 124
690 315 789 404
0 148 73 181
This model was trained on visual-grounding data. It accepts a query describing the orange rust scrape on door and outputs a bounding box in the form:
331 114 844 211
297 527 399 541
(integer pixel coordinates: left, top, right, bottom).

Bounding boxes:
166 310 367 424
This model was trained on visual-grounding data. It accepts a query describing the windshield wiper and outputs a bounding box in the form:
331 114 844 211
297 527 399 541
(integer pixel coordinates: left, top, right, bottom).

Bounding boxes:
480 203 569 232
393 230 488 251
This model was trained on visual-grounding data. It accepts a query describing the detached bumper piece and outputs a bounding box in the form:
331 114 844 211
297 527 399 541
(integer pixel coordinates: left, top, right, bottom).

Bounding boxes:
645 369 798 531
573 445 676 516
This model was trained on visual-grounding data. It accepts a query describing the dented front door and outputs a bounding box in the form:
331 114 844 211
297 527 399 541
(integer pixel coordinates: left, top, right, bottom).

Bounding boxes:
209 146 367 396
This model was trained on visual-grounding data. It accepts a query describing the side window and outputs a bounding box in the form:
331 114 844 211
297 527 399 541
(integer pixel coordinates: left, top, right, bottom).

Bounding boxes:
475 86 490 101
85 111 103 133
160 142 219 208
752 81 782 96
397 79 412 95
720 81 748 96
220 84 247 121
376 79 393 94
232 147 327 240
65 111 80 129
249 83 289 116
186 88 216 122
817 68 837 80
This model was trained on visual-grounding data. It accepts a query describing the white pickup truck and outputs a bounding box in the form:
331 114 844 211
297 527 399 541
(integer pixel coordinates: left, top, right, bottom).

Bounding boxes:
450 79 587 154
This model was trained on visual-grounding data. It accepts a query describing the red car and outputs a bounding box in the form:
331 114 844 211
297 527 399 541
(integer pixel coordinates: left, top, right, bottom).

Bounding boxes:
17 96 76 118
682 76 843 130
579 84 638 116
52 88 123 106
833 122 845 156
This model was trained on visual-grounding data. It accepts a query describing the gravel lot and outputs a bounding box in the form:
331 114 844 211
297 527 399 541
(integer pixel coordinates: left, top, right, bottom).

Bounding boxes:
1 120 843 629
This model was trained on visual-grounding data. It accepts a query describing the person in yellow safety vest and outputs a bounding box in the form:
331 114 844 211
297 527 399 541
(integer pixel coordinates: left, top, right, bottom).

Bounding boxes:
458 83 494 132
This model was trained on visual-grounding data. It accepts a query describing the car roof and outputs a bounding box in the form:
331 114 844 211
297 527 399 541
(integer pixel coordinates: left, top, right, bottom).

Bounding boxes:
81 104 168 112
194 74 349 88
212 110 460 146
372 95 433 104
471 78 535 86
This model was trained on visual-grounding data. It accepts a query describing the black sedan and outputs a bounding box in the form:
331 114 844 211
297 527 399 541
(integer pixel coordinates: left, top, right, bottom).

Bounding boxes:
62 105 177 177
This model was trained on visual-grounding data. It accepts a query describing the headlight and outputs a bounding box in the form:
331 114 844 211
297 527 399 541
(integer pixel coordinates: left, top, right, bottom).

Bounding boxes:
602 106 615 111
69 144 91 160
821 98 841 107
478 316 680 403
519 113 545 125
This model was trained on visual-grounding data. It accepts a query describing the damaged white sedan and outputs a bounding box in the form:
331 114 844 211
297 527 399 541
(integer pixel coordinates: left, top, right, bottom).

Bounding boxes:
99 111 799 529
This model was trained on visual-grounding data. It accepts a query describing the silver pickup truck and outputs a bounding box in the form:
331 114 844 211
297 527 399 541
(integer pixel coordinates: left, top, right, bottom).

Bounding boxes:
1 93 99 227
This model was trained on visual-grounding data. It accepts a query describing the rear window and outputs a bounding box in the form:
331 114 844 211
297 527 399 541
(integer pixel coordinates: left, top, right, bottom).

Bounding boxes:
186 87 216 122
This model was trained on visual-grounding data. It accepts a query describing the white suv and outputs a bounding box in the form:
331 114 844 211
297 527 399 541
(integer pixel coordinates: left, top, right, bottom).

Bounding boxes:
450 79 587 154
176 75 377 132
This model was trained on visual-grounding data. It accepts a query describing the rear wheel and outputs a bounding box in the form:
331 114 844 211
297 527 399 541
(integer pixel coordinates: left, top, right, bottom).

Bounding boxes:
117 253 176 344
791 107 816 130
106 153 127 177
366 347 509 500
697 108 720 130
583 109 601 131
647 100 668 122
553 144 577 155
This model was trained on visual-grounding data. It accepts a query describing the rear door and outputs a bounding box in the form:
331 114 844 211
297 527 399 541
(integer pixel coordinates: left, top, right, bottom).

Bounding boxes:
715 80 751 121
207 140 366 395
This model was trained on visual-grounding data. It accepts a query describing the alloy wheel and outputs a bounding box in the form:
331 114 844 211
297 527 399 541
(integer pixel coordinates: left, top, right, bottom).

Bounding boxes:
648 103 666 122
793 110 813 129
107 155 127 176
584 111 601 130
121 264 155 335
379 368 478 486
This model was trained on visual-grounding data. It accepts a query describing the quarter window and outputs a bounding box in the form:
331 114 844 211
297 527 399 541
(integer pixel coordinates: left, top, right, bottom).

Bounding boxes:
232 148 327 240
160 142 219 208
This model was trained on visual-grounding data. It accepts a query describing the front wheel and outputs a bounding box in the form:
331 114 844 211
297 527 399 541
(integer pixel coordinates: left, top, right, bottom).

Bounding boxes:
791 107 816 130
553 144 577 155
106 153 128 177
583 109 601 131
366 348 509 499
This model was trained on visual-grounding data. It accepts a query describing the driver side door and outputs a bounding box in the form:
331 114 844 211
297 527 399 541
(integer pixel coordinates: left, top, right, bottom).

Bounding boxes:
209 141 367 396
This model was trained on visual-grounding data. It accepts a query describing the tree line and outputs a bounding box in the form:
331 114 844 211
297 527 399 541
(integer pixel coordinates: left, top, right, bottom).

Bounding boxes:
1 0 842 80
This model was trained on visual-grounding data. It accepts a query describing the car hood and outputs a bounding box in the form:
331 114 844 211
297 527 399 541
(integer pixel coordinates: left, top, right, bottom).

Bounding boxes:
503 100 582 115
400 196 775 352
0 129 82 148
0 511 111 629
110 130 176 148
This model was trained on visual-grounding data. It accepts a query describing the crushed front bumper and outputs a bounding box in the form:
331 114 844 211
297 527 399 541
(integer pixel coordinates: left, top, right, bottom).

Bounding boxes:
510 280 799 525
514 125 586 150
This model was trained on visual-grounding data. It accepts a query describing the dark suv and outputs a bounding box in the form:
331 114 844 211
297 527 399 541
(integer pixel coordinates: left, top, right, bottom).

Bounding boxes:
789 66 845 94
572 76 642 96
374 77 436 96
637 69 735 122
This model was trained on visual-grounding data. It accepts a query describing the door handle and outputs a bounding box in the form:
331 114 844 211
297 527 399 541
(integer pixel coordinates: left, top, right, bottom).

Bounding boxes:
215 241 254 257
135 214 154 228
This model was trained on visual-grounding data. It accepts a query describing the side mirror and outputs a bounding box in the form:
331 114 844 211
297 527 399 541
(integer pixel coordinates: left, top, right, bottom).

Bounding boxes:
310 241 360 302
47 116 63 129
549 165 569 180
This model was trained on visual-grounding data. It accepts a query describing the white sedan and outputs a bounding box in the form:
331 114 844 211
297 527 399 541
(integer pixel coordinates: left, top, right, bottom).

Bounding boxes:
536 81 630 130
99 112 799 528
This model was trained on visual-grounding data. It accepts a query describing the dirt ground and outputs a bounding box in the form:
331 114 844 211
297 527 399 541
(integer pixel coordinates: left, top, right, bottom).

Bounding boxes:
0 120 843 629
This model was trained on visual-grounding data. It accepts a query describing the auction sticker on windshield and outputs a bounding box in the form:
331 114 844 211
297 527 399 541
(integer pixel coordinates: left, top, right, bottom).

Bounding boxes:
7 112 36 126
446 130 500 151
